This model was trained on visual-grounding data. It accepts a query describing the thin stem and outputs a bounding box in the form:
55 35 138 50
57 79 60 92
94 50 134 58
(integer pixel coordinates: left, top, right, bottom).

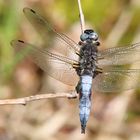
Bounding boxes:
77 0 85 34
0 92 78 105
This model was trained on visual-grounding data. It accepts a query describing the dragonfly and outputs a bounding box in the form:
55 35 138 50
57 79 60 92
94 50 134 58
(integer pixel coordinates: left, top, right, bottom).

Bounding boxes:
11 7 140 134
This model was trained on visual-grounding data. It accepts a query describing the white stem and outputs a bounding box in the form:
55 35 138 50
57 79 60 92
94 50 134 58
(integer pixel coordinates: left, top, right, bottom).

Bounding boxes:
77 0 85 34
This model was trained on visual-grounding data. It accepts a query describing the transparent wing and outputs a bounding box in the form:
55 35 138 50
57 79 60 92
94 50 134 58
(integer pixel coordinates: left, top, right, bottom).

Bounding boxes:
97 42 140 66
11 40 79 86
93 69 140 92
23 7 80 55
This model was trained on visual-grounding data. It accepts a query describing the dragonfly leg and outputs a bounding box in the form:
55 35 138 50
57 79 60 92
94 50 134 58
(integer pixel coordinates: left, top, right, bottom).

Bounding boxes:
72 63 80 69
93 67 103 78
96 67 103 72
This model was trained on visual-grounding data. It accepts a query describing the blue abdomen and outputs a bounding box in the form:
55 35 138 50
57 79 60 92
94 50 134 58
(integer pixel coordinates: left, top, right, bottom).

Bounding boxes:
79 75 92 133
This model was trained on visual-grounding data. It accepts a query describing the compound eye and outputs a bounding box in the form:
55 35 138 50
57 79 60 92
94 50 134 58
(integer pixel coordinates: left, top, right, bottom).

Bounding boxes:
80 33 89 41
90 32 98 41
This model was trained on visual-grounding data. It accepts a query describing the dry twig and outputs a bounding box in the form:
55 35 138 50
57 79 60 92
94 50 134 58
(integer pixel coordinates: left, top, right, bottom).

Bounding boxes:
0 92 78 105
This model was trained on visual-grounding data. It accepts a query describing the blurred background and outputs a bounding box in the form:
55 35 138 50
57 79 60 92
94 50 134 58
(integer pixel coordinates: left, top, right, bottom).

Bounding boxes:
0 0 140 139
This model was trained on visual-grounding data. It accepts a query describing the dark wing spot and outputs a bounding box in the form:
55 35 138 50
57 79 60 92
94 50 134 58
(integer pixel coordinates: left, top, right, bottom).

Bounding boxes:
18 40 25 43
23 7 36 14
30 9 36 14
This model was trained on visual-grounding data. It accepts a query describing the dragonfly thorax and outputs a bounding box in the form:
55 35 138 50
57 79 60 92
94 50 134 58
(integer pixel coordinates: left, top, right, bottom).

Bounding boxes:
76 40 100 78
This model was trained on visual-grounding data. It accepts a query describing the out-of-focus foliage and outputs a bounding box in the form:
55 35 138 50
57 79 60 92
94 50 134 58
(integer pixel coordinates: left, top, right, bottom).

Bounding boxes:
0 0 22 81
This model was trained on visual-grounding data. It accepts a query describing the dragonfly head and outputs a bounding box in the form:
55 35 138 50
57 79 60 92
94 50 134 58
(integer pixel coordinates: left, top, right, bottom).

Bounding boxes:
80 29 99 43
